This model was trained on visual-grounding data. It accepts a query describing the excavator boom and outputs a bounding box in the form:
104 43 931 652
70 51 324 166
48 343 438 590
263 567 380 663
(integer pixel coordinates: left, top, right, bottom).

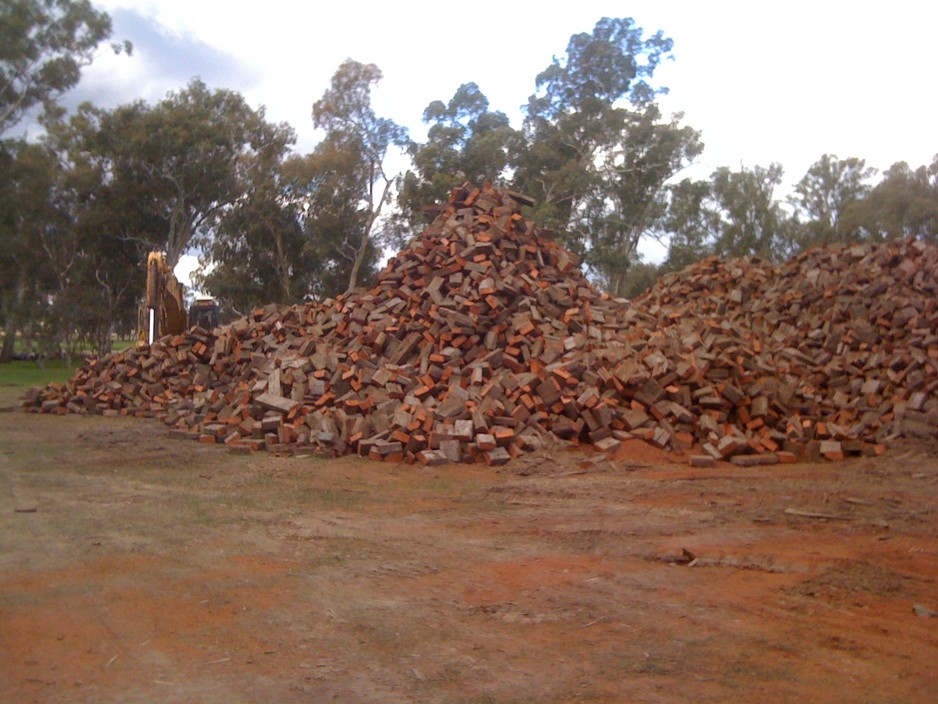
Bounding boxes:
138 251 220 345
140 251 187 344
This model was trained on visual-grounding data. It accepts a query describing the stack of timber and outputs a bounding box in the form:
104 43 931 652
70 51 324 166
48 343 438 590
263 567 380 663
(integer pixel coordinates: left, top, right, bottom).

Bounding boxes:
636 239 938 459
22 184 938 465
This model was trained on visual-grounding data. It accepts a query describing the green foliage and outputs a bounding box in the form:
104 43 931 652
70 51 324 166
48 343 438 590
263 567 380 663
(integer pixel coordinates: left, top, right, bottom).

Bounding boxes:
660 154 936 277
615 260 662 299
515 17 678 226
660 164 795 272
42 112 151 353
287 143 378 297
842 155 938 242
0 134 145 359
0 139 59 360
398 83 520 235
0 0 128 135
661 177 718 272
3 10 935 341
312 61 407 156
509 17 701 296
202 60 411 305
197 162 312 312
311 60 408 292
69 79 295 268
198 139 378 308
574 104 702 294
3 75 293 357
529 16 672 120
709 163 793 260
792 154 875 247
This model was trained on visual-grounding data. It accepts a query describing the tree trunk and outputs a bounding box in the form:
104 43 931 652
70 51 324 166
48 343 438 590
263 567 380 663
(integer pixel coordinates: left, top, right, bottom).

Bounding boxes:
0 271 27 362
94 323 112 356
346 232 370 293
346 174 393 294
1 309 16 361
274 230 292 303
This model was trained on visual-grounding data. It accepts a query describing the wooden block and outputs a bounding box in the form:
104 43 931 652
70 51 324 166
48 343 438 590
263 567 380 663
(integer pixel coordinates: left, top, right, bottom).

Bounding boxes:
801 440 822 463
494 428 516 446
717 435 748 458
593 437 621 453
819 440 844 461
484 447 511 466
689 455 715 468
536 378 561 406
255 392 299 414
439 439 462 463
702 442 722 460
517 433 544 451
730 454 780 467
476 433 497 451
620 408 649 431
417 449 448 466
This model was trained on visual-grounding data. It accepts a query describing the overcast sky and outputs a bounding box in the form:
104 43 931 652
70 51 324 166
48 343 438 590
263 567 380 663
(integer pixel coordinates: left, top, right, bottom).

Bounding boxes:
60 1 937 277
73 1 935 180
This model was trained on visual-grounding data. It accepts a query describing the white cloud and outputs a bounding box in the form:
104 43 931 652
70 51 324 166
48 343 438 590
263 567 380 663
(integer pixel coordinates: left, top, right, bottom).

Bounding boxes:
86 1 935 178
80 1 935 190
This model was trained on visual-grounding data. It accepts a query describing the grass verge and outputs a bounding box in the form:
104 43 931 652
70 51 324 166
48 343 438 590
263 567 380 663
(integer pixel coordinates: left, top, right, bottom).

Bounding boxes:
0 359 78 389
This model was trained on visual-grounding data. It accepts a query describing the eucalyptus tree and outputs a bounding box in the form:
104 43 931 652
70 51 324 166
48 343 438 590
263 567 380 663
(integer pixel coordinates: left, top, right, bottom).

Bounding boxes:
67 79 295 269
792 154 876 246
842 156 938 242
398 82 520 233
512 17 702 294
196 154 317 312
311 59 408 292
0 140 59 358
709 163 792 260
0 0 129 135
660 177 719 272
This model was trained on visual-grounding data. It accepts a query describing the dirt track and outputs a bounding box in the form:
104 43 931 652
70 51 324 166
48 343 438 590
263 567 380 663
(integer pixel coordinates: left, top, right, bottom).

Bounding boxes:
1 387 937 703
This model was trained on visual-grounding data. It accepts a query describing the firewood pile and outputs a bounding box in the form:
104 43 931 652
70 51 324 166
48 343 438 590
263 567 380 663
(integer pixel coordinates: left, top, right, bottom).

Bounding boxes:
635 238 938 461
22 184 938 465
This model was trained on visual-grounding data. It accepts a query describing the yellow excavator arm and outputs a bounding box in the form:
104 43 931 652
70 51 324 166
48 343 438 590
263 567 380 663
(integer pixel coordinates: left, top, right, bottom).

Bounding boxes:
139 251 187 345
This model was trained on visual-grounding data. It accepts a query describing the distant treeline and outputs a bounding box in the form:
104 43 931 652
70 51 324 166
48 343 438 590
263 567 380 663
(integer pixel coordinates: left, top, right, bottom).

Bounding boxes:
2 3 935 359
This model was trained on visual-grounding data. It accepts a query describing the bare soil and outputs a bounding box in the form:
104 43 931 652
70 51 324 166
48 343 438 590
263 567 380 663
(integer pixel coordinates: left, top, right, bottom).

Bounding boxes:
1 387 936 703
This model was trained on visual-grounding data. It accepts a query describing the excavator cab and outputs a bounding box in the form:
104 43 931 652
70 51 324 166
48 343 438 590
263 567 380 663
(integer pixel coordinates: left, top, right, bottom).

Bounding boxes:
188 298 220 331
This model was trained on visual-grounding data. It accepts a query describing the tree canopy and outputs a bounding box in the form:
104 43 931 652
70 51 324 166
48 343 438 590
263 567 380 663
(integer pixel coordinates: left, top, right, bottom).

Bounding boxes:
0 0 129 136
792 154 875 247
509 17 702 294
311 59 408 292
842 156 938 242
75 79 294 269
398 82 519 234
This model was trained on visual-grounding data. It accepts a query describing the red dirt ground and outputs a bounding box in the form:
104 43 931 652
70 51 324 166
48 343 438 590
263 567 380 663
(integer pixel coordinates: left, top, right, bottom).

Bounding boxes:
1 394 936 703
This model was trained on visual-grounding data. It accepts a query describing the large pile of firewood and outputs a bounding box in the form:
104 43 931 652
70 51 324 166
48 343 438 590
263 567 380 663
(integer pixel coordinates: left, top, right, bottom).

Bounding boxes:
22 184 938 465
